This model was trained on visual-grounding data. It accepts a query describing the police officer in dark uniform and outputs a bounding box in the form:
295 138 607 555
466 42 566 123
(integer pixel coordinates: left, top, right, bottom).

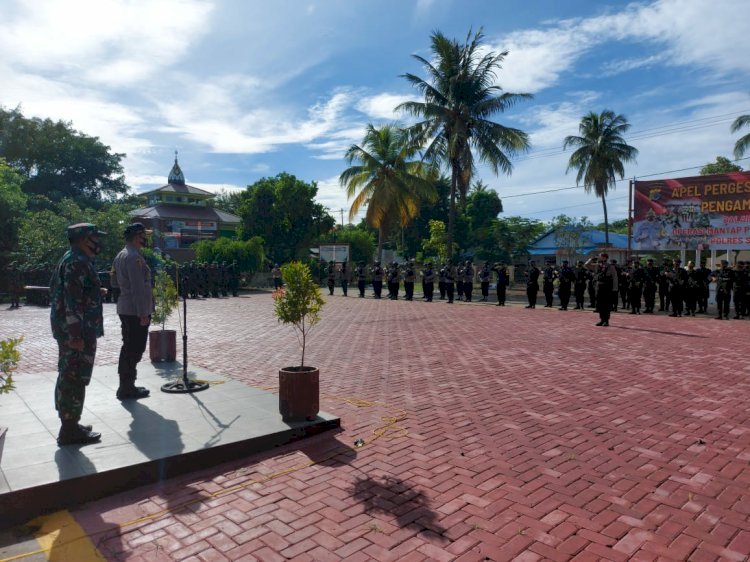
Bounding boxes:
463 260 474 302
456 263 465 301
573 260 588 310
696 259 711 313
556 260 575 310
525 260 540 308
445 261 456 303
713 260 734 320
356 261 367 298
421 262 435 302
658 258 672 312
438 263 447 300
668 258 686 317
586 253 617 326
479 262 491 302
50 223 107 445
339 261 349 296
643 258 659 313
404 260 415 301
734 261 747 319
327 260 336 295
112 223 153 400
628 260 645 314
388 262 400 300
542 261 555 307
684 261 700 317
371 261 383 298
492 261 509 306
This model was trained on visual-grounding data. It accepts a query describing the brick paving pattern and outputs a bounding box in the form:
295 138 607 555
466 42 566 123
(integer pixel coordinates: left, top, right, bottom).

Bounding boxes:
2 293 749 561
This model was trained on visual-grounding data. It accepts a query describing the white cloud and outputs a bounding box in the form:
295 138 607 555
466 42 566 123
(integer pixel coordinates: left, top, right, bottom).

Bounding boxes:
356 93 415 121
0 0 214 86
490 0 750 94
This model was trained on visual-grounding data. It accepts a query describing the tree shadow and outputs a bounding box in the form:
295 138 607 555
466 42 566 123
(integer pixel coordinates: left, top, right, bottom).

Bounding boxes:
351 475 447 539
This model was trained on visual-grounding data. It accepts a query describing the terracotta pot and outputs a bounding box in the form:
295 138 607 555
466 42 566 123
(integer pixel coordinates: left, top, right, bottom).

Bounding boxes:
278 366 319 422
149 329 177 362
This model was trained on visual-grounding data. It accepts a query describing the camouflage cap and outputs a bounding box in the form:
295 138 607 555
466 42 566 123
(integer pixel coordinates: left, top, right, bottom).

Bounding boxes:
67 223 106 240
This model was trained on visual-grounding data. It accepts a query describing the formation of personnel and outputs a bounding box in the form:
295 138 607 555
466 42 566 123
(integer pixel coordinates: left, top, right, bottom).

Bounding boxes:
174 261 241 299
322 259 512 305
521 255 749 323
303 256 749 322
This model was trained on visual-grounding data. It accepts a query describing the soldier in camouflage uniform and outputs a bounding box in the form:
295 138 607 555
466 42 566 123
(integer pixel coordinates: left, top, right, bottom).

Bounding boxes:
50 223 107 446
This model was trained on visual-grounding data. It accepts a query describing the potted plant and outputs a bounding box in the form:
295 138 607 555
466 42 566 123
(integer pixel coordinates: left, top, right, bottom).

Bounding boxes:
149 269 179 362
272 261 325 421
1 336 23 460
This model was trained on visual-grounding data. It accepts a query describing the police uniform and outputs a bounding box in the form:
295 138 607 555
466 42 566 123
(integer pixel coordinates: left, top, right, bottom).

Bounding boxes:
113 223 153 399
463 261 474 302
492 262 509 306
371 262 383 298
643 260 659 313
628 262 645 314
445 263 456 303
339 262 349 296
50 223 106 445
587 256 617 326
525 262 540 308
713 261 734 320
668 260 686 317
479 262 491 301
556 261 575 310
421 263 435 302
542 263 555 307
438 264 447 300
733 261 747 319
574 261 588 309
356 262 367 298
404 262 416 301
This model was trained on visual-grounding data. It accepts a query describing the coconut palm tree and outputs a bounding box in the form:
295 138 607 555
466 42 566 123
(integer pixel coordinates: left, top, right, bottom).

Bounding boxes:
398 28 531 260
731 114 750 159
340 124 436 260
563 110 638 247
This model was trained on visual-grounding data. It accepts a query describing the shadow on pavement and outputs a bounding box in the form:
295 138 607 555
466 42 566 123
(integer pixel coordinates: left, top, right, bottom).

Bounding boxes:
351 475 448 539
610 325 701 337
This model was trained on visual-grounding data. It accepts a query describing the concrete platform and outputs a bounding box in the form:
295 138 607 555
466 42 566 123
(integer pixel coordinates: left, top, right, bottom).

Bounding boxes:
0 362 339 528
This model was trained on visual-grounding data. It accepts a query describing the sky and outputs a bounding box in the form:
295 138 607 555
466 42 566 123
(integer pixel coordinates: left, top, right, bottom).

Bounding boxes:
2 0 749 226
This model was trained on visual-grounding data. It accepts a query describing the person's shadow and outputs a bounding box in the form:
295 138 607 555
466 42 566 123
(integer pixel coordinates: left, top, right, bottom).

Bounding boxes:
120 400 185 481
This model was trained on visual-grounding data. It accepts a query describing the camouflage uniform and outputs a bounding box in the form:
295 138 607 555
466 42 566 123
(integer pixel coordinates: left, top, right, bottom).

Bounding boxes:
50 223 106 445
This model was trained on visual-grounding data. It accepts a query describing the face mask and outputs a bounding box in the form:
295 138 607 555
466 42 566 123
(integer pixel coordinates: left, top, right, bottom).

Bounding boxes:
87 237 102 255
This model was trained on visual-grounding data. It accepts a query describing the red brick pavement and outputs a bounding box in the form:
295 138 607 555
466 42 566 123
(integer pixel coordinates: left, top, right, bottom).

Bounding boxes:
2 294 750 561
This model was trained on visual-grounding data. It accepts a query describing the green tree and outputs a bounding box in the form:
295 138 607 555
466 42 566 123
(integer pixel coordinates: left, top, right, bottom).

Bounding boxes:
340 124 436 260
492 216 546 264
0 106 128 209
421 219 456 263
209 188 244 214
731 114 750 159
16 199 133 267
563 110 638 247
398 29 531 260
237 173 334 262
0 158 27 259
193 237 265 273
700 156 742 175
318 225 376 264
465 181 503 260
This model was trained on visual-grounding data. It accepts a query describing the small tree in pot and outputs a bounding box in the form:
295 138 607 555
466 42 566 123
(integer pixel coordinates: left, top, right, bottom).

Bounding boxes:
149 269 179 362
272 261 325 421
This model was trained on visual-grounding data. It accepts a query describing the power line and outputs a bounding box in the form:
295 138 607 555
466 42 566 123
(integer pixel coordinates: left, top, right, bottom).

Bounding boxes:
501 156 750 199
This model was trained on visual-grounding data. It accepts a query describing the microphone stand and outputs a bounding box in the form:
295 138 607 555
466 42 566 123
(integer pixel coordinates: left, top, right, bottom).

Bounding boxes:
161 271 209 394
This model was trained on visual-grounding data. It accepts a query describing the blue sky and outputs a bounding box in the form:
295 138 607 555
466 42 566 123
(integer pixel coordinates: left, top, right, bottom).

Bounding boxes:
2 0 749 225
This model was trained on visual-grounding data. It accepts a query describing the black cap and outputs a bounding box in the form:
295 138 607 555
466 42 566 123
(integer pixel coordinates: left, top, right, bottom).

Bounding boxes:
124 222 149 240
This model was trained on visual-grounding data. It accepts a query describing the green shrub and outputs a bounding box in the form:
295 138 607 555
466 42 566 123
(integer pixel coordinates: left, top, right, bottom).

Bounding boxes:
152 270 179 330
0 336 23 394
272 262 325 367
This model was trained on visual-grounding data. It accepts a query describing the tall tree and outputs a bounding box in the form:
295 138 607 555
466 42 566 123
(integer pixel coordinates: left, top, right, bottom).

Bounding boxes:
563 110 638 247
237 173 334 262
700 155 742 175
398 28 531 260
731 114 750 159
340 124 436 260
0 106 128 208
0 158 27 259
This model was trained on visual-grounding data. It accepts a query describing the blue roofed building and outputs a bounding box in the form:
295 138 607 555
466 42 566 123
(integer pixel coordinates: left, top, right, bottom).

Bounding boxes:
527 228 630 264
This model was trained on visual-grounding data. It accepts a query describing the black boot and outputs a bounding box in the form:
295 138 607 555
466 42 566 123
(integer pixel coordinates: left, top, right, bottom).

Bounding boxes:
117 386 150 400
58 420 101 446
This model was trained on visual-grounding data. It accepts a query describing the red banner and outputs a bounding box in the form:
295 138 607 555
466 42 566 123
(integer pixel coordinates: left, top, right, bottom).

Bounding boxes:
633 171 750 250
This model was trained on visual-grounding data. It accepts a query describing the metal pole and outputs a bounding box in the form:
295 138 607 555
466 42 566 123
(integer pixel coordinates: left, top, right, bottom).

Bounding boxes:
627 178 634 259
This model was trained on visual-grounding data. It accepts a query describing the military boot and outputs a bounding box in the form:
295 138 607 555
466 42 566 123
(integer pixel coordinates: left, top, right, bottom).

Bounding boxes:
58 420 101 446
116 386 150 400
